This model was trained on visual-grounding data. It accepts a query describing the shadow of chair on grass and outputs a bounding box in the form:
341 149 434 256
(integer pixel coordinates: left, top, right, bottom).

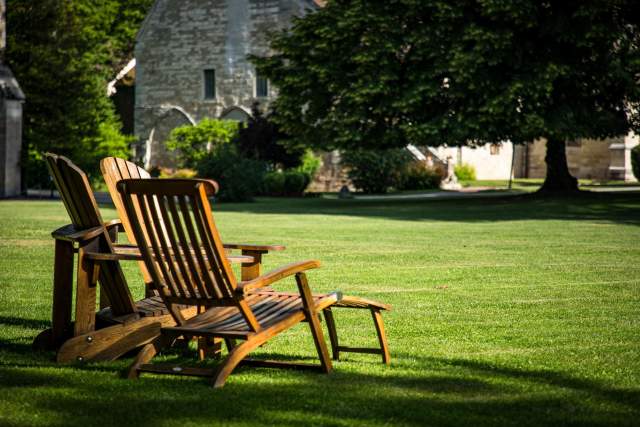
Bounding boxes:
1 351 637 427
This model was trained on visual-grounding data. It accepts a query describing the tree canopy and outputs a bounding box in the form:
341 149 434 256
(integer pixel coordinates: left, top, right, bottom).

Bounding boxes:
6 0 154 187
253 0 640 192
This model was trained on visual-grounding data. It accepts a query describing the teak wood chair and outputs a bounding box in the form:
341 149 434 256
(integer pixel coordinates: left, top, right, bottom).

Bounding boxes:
117 178 340 387
101 156 284 287
33 154 254 363
101 156 392 364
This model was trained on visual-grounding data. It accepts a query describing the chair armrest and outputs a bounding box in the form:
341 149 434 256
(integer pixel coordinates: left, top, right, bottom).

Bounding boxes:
52 224 104 243
223 243 286 253
236 259 321 295
104 218 122 230
52 220 122 243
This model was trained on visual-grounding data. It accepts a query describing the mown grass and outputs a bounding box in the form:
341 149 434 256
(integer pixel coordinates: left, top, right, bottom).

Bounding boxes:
1 192 639 426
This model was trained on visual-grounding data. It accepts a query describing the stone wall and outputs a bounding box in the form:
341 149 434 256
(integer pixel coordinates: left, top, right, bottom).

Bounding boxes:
135 0 316 168
520 138 617 181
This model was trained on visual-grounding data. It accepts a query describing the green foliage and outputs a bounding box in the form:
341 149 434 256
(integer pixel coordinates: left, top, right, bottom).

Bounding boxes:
196 146 266 202
284 171 308 195
166 119 239 169
342 149 412 194
7 0 153 187
294 150 322 186
454 163 477 181
262 172 286 196
632 145 640 181
399 162 443 190
263 170 309 196
158 168 198 179
236 104 306 169
253 1 640 191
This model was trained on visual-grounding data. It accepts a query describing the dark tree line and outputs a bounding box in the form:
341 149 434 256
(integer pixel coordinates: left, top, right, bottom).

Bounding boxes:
6 0 154 187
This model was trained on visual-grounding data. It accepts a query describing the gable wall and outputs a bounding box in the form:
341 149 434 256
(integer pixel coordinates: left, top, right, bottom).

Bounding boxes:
135 0 314 167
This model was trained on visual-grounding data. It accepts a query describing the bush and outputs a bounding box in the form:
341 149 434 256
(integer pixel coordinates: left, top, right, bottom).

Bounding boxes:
399 162 443 190
263 171 286 196
341 148 412 194
166 119 239 168
294 150 322 187
236 103 306 169
196 146 266 202
262 170 309 196
632 145 640 181
454 163 476 181
159 168 197 179
284 170 308 195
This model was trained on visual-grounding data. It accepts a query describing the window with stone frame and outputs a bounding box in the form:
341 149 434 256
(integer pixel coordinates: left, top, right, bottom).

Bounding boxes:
204 69 216 99
256 73 268 98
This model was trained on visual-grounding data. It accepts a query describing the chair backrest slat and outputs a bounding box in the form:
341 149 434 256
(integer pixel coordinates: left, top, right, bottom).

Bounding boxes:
165 196 210 299
190 193 233 299
45 153 136 316
177 195 223 299
117 179 255 328
156 197 199 298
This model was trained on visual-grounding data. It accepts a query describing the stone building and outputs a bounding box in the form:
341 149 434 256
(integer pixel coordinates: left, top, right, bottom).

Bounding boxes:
427 135 639 182
513 136 639 182
133 0 319 168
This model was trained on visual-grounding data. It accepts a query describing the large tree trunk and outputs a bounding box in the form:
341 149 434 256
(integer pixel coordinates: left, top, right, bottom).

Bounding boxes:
539 137 579 194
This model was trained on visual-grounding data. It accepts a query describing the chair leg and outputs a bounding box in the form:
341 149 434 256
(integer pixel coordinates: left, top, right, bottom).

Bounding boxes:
296 273 332 373
198 337 223 361
126 335 164 379
211 336 269 388
224 338 237 351
323 308 340 361
371 309 391 365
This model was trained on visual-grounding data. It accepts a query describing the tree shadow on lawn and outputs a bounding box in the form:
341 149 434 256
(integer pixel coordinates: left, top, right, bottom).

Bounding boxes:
1 352 637 427
208 192 640 226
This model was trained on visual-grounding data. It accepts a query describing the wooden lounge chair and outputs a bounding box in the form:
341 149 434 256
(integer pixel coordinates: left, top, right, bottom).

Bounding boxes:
100 156 284 287
32 154 253 363
117 178 340 387
101 157 392 364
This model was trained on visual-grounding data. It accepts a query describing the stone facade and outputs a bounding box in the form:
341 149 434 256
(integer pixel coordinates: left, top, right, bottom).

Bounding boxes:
513 136 638 182
134 0 317 168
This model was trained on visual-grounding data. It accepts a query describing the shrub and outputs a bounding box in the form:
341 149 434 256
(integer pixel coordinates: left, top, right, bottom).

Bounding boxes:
294 150 322 187
284 170 308 195
236 103 306 169
454 163 476 181
196 146 266 202
159 168 197 179
399 162 443 190
341 148 412 194
632 145 640 181
166 118 239 168
261 170 309 196
263 171 286 196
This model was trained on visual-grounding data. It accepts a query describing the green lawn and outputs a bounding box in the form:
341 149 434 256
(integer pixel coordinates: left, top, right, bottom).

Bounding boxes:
1 193 639 426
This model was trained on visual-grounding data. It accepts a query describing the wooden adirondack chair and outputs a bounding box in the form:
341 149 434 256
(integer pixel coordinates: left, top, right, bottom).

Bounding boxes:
101 156 284 286
101 156 392 364
33 154 253 363
117 178 340 387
